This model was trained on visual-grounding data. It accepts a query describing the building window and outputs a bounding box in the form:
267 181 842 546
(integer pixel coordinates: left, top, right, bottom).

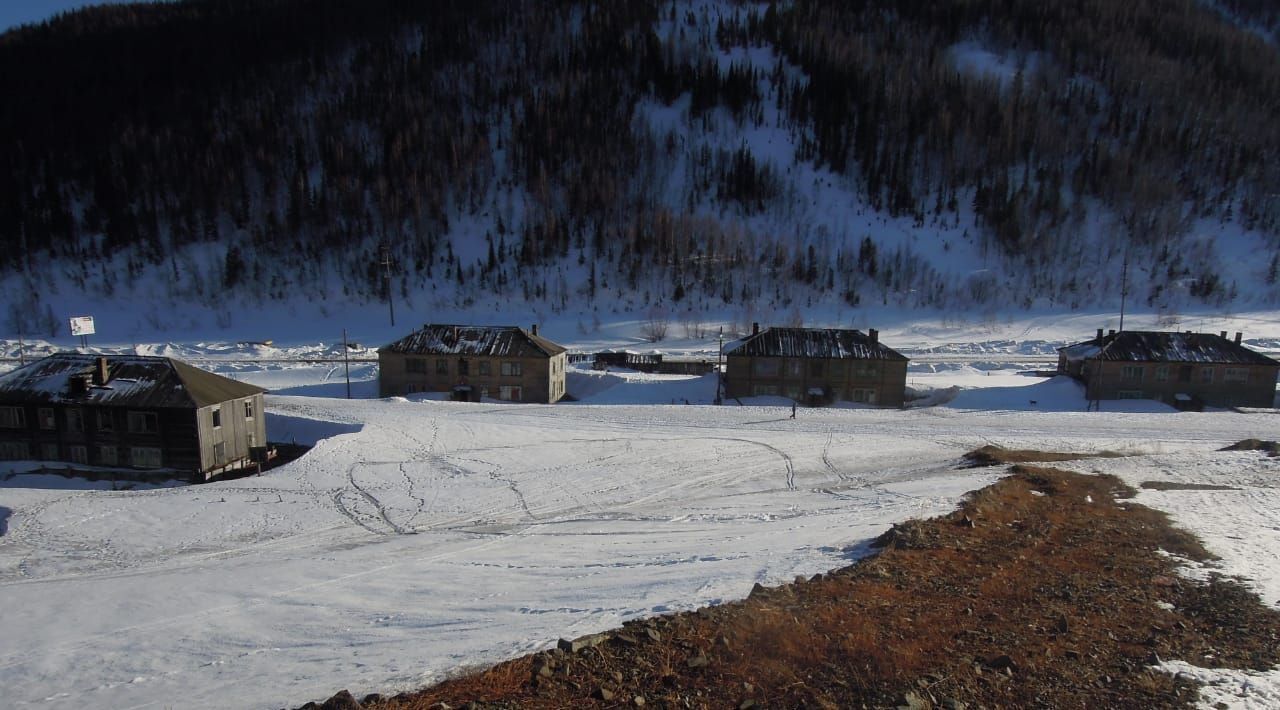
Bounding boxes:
1117 390 1145 399
480 387 489 400
39 408 56 430
852 362 881 378
97 410 114 432
1154 366 1169 382
458 358 470 376
499 385 522 401
131 447 163 468
99 445 118 466
0 442 29 460
0 406 26 429
41 442 58 460
479 361 492 376
65 408 84 433
128 411 159 434
435 359 449 375
213 441 227 463
786 360 802 377
1223 368 1248 384
851 388 878 404
1121 365 1143 382
212 406 222 429
406 358 427 374
1200 367 1214 384
752 359 780 377
751 384 779 396
69 445 88 465
244 399 255 419
501 361 523 376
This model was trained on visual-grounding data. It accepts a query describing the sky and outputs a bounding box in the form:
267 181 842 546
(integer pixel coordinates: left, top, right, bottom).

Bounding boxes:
0 0 161 33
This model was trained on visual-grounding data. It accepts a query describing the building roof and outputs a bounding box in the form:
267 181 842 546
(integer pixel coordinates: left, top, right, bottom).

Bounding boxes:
379 324 567 358
725 327 907 360
1058 331 1280 366
0 353 266 409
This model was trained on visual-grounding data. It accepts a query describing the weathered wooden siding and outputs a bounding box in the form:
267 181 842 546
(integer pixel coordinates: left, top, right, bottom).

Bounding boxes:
379 351 566 403
1084 361 1279 408
724 355 908 407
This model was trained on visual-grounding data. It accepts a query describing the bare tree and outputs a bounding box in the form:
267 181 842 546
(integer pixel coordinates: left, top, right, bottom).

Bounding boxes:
640 307 669 343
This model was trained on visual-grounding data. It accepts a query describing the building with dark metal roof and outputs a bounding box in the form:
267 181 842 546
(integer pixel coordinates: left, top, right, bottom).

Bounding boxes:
723 325 908 406
1058 329 1279 409
0 354 268 480
378 324 568 403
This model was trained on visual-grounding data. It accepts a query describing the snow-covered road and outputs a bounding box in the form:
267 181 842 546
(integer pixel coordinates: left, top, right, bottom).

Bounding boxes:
0 375 1277 708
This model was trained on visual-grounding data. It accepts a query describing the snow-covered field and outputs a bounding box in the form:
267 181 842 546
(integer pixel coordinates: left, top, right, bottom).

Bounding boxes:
1 352 1278 709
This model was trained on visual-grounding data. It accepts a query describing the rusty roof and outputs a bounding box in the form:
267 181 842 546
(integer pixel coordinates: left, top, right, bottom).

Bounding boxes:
379 324 567 358
1060 331 1279 366
0 353 266 409
726 328 907 360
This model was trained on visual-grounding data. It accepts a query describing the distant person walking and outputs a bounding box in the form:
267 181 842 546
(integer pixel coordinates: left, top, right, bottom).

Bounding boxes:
790 402 797 419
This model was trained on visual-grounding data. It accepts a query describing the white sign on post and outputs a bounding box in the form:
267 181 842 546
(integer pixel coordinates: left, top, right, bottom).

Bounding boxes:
69 316 95 337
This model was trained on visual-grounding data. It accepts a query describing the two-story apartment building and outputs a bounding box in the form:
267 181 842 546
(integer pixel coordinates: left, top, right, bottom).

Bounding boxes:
378 324 568 403
724 325 909 407
1058 329 1279 409
0 354 268 481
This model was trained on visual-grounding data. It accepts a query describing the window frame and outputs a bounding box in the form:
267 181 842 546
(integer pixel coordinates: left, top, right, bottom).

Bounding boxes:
0 406 26 429
130 446 163 469
128 411 159 434
39 407 56 430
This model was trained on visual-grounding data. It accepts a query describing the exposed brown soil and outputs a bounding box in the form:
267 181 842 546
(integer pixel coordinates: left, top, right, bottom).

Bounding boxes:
961 444 1124 468
303 464 1280 710
1221 439 1280 457
1141 481 1240 491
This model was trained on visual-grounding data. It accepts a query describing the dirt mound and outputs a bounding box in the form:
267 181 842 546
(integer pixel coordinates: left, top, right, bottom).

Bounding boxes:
1220 439 1279 456
306 466 1280 709
961 445 1122 468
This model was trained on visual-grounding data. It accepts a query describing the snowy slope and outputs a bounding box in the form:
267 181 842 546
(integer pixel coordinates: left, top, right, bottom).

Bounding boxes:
1 363 1278 708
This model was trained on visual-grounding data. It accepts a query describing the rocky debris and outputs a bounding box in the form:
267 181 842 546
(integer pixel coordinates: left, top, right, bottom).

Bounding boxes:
296 689 362 710
318 466 1280 710
557 633 607 654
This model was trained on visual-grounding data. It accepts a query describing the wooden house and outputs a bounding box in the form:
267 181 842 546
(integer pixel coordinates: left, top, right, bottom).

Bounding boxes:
724 325 909 407
1058 329 1279 409
0 354 268 481
378 324 568 403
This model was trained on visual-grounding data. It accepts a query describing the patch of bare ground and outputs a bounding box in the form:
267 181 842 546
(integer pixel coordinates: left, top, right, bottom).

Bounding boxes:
1220 439 1280 457
302 465 1280 710
1141 481 1240 491
961 444 1124 468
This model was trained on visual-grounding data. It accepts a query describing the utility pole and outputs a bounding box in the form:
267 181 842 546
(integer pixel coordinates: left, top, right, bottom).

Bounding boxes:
379 242 395 327
342 328 352 399
715 326 724 405
1119 250 1129 333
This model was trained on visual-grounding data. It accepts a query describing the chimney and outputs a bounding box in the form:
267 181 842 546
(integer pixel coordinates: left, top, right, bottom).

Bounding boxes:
752 322 760 336
1108 329 1116 337
1219 330 1227 339
868 328 879 344
94 357 109 386
1096 328 1103 344
531 324 538 336
1235 332 1243 345
69 374 89 397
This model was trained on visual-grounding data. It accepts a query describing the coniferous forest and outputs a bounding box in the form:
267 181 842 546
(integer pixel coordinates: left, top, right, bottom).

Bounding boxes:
3 0 1280 333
